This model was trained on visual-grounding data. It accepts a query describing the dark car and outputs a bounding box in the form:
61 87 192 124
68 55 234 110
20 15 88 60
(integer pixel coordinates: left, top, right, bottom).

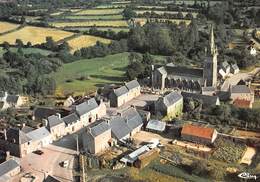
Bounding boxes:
33 150 44 155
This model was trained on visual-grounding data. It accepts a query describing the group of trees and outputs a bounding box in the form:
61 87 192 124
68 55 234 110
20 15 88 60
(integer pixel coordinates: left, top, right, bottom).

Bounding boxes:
202 104 260 129
0 50 60 96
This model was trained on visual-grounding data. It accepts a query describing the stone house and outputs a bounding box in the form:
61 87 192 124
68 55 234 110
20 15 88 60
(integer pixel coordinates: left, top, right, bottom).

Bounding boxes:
110 116 131 141
125 80 141 101
62 113 81 135
0 92 25 110
181 124 218 144
0 159 20 182
75 98 106 126
109 86 129 107
230 85 254 103
218 61 230 78
109 80 141 107
46 114 66 140
155 91 183 119
120 107 143 136
0 126 52 158
82 121 112 154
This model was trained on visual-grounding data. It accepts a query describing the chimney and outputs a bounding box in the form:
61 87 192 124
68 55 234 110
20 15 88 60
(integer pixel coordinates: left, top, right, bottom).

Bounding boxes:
55 113 61 119
43 119 48 127
6 151 10 160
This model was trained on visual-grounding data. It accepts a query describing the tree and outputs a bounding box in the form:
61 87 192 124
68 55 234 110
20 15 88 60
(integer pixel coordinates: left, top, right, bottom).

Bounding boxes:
3 41 10 51
122 6 137 20
15 39 23 48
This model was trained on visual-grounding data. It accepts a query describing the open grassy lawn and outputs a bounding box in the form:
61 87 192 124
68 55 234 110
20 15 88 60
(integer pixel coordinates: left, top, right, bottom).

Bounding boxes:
67 35 111 53
0 21 20 34
0 47 53 57
51 20 128 28
74 9 123 15
0 26 74 45
53 52 129 96
64 14 123 20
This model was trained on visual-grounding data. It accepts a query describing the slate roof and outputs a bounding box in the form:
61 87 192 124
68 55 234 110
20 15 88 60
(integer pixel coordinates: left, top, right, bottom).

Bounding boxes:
26 127 51 141
6 95 19 104
121 107 143 130
181 92 219 107
221 61 230 69
231 85 251 94
202 86 215 92
110 116 131 140
6 128 31 145
89 121 111 137
146 120 166 132
44 175 61 182
125 80 140 90
231 64 239 70
157 66 167 75
76 98 99 116
62 113 79 125
47 115 64 128
33 107 57 120
162 91 183 107
0 159 20 177
181 124 215 140
165 65 203 78
113 86 128 97
21 126 34 134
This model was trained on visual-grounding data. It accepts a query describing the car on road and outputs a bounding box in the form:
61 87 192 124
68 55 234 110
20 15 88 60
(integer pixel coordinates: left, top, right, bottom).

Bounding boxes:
33 150 44 155
60 160 69 168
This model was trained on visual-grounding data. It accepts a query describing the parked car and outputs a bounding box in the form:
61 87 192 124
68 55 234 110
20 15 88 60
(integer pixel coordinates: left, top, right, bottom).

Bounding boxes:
33 150 44 155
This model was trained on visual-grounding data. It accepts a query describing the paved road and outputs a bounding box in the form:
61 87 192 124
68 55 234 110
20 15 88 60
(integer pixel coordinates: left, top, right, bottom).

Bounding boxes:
221 67 260 91
12 144 77 182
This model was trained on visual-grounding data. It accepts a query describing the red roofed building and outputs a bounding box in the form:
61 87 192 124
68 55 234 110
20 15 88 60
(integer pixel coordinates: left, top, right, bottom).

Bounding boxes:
233 99 252 109
181 124 218 144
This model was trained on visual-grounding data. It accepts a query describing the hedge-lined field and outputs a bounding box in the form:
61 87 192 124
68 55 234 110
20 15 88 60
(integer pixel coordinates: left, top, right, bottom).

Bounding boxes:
51 20 128 28
53 52 129 95
64 14 123 20
64 27 130 33
74 9 123 15
0 21 20 34
67 35 111 53
0 26 74 45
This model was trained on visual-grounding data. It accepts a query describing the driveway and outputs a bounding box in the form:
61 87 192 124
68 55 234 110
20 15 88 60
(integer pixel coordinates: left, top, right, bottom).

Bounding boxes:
12 144 77 182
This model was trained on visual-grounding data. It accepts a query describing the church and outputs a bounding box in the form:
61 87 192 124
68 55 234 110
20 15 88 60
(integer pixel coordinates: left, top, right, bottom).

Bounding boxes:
152 25 218 92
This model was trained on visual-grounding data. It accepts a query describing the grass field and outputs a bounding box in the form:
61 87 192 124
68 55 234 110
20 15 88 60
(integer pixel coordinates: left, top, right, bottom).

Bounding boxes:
0 21 20 34
53 52 129 95
135 10 197 17
134 18 191 26
51 20 128 28
0 47 53 57
67 35 111 53
0 26 74 45
64 14 123 20
74 9 123 15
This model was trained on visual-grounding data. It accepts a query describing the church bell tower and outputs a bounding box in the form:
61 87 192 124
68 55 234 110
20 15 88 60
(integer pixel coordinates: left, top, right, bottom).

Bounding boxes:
203 24 218 87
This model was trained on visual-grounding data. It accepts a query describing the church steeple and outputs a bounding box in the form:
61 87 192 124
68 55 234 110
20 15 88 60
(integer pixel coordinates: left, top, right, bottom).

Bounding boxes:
203 24 218 88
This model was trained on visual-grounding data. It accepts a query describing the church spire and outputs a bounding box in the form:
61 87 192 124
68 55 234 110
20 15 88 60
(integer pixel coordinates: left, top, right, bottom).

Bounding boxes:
209 24 216 55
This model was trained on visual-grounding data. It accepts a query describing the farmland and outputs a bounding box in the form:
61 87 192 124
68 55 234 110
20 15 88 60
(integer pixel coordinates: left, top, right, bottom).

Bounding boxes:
0 21 20 34
64 27 129 32
53 52 129 95
67 35 111 53
51 20 128 28
64 14 123 20
74 9 123 15
0 26 74 45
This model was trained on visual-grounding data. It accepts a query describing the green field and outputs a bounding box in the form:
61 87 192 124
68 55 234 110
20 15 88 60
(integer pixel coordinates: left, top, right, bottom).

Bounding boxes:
0 47 53 57
53 52 129 95
64 14 123 20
